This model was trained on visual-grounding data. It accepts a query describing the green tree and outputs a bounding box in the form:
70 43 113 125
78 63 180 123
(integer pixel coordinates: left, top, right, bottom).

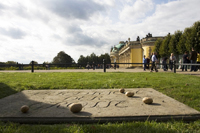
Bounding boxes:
52 51 74 66
29 61 38 64
77 55 87 64
42 61 51 67
191 21 200 51
159 33 171 57
98 53 111 64
43 61 50 64
168 30 182 55
6 61 17 64
77 53 111 65
86 55 91 63
90 53 98 63
177 30 188 54
0 62 5 65
153 39 163 58
185 27 194 51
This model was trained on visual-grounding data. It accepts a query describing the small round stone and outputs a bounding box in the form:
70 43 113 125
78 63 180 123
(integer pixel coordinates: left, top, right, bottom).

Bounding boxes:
21 105 29 113
69 103 82 113
142 97 153 104
119 88 125 93
125 92 134 97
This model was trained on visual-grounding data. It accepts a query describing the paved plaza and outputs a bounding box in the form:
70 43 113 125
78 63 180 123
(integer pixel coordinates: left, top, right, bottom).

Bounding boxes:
1 68 200 77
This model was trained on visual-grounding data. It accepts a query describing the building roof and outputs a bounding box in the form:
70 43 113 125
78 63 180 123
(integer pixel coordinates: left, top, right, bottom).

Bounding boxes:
112 42 125 52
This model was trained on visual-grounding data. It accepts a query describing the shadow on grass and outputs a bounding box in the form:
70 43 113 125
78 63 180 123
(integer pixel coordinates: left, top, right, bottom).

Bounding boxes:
0 83 18 99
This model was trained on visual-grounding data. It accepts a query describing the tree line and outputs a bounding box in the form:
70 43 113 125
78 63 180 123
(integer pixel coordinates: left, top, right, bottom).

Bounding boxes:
51 51 111 65
154 21 200 58
77 53 111 65
0 51 111 66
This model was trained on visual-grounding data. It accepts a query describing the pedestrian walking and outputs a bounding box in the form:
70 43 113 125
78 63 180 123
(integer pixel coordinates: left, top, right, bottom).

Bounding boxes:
143 55 147 71
169 53 176 71
162 57 168 71
190 47 197 72
150 52 158 72
182 51 189 71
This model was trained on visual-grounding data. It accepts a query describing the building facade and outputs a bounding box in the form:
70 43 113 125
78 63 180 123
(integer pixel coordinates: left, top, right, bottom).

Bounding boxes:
110 33 165 67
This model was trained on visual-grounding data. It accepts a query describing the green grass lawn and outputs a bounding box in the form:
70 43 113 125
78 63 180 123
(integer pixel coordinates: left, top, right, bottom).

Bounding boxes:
0 72 200 133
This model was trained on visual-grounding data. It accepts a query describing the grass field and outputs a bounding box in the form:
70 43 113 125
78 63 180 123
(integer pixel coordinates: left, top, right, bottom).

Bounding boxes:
0 72 200 132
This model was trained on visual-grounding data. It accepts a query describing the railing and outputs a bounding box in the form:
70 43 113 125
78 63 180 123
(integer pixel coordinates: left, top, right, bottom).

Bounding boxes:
0 60 199 73
0 61 106 72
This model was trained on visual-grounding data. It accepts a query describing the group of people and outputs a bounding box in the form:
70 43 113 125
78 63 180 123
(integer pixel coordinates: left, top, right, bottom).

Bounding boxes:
86 62 106 70
143 47 200 72
86 62 96 70
182 48 200 72
143 52 158 72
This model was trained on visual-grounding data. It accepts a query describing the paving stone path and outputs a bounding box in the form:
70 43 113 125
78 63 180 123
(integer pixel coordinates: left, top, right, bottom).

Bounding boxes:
1 68 200 77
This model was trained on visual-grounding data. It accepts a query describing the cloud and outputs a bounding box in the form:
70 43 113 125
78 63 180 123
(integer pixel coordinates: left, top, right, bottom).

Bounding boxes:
66 24 82 34
40 0 106 20
93 0 115 6
0 3 5 9
14 3 31 19
141 0 200 35
1 0 200 64
63 23 107 47
66 32 107 47
0 3 6 15
0 1 50 23
119 0 154 23
68 33 95 45
0 27 27 39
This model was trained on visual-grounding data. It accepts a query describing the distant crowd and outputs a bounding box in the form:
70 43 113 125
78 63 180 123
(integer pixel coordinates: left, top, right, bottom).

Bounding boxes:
143 47 200 72
85 62 119 70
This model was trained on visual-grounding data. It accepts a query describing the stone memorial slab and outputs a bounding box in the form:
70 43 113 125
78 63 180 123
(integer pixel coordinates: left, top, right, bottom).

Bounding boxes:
0 88 200 123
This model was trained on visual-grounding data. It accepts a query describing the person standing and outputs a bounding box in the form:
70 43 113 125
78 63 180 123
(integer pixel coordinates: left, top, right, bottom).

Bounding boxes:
182 51 189 71
154 52 159 69
162 57 168 71
114 61 117 70
169 53 176 71
92 61 96 70
150 52 158 72
86 62 90 70
146 57 150 69
143 55 147 71
196 52 200 71
150 53 153 69
190 47 197 72
150 53 153 61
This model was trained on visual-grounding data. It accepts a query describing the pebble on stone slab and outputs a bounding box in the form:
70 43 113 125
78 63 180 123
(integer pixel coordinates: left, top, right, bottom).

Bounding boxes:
69 103 82 113
142 97 153 104
21 105 29 113
119 88 125 93
125 92 134 97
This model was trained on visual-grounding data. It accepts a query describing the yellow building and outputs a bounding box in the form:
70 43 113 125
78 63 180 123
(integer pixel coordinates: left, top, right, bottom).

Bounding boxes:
110 33 165 67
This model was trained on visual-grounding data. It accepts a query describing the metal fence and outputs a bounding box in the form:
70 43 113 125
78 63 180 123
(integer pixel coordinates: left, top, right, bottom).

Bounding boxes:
0 60 199 73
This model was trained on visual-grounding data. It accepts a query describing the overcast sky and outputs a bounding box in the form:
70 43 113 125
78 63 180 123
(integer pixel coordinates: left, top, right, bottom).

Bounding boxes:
0 0 200 64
